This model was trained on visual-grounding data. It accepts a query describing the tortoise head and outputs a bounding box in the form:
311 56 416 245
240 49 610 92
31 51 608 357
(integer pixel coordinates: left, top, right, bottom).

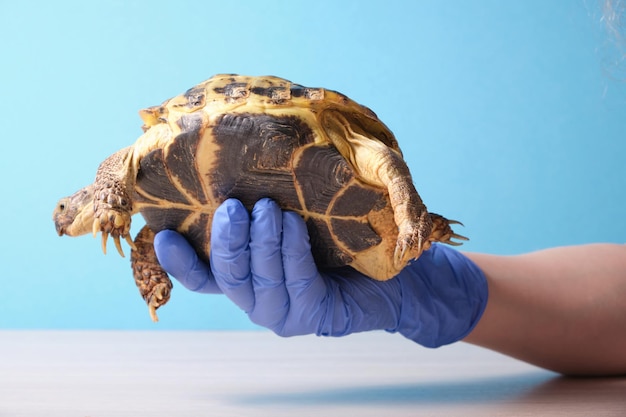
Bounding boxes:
53 185 95 237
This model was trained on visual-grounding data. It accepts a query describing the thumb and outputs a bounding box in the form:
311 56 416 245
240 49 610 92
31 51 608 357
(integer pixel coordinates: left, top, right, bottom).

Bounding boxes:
154 230 221 294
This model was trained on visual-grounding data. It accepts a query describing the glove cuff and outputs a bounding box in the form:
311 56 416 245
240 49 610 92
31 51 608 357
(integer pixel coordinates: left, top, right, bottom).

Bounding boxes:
393 244 488 348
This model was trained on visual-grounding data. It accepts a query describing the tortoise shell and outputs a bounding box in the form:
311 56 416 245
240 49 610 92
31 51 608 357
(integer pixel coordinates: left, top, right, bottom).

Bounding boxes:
134 74 409 278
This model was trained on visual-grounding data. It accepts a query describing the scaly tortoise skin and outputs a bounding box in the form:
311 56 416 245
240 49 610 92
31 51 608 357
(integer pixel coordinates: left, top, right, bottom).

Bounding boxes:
53 74 466 321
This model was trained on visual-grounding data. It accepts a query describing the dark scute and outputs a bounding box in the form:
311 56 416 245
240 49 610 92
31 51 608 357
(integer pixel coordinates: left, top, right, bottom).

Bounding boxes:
330 218 382 252
214 82 248 98
227 173 300 211
211 113 315 210
176 114 204 133
136 149 189 204
290 84 324 100
331 183 386 217
183 212 211 264
183 86 206 109
133 191 158 206
141 207 191 232
251 86 286 99
306 217 353 267
166 129 208 204
293 145 354 214
290 84 307 98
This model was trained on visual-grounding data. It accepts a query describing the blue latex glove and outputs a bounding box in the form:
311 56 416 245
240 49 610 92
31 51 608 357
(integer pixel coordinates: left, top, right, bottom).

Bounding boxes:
154 198 488 348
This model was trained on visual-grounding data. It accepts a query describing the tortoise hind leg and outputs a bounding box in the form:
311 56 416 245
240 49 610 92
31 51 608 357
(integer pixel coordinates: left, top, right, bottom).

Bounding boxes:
130 225 173 322
322 110 432 268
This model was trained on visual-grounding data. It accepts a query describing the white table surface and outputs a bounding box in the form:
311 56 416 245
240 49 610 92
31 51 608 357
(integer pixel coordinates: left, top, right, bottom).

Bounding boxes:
0 330 624 417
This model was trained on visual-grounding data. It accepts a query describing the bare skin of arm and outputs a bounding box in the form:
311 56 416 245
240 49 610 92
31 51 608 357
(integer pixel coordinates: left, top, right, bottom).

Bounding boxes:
462 244 626 376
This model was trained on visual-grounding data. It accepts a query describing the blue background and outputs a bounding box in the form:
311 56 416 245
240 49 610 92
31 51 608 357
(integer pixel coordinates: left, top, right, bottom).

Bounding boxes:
1 1 624 330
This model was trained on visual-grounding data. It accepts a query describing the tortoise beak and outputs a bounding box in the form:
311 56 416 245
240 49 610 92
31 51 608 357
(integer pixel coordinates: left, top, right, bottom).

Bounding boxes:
55 222 66 236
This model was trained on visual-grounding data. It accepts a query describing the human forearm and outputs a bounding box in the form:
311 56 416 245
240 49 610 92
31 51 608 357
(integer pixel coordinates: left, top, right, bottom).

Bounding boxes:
463 244 626 376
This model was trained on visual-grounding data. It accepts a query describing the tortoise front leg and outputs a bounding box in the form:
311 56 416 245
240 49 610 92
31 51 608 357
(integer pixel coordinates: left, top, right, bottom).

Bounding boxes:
131 225 173 322
92 147 137 256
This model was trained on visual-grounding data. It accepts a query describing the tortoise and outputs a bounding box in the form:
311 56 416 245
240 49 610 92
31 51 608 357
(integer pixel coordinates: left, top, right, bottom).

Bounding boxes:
53 74 466 322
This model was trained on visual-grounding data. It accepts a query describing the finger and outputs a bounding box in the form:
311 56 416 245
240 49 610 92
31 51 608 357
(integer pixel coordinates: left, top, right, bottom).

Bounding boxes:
279 217 393 336
279 211 329 335
247 198 290 329
249 199 284 278
281 211 324 289
210 199 255 313
154 230 221 294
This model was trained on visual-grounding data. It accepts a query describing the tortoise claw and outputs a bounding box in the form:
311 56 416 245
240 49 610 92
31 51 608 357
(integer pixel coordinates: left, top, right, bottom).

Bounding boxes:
393 237 422 270
440 231 469 246
92 218 100 238
125 234 138 251
451 232 469 244
392 246 404 269
111 235 138 257
445 220 468 245
92 208 133 257
113 235 125 258
94 219 112 255
149 305 158 323
427 214 469 247
96 228 136 257
146 283 171 322
101 230 109 255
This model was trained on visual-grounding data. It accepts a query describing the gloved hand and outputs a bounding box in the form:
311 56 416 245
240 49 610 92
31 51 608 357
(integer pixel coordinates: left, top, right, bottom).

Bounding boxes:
154 198 488 348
